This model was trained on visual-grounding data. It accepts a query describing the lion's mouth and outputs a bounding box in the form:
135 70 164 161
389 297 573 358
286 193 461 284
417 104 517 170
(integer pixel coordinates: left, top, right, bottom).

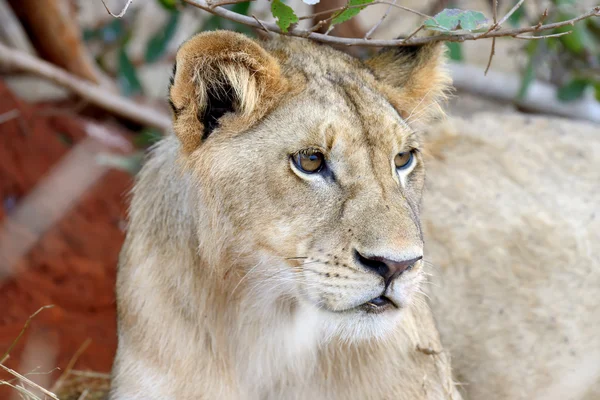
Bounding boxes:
359 295 398 314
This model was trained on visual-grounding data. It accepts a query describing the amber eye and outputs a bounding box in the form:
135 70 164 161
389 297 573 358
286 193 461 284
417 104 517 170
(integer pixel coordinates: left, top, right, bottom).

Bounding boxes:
394 151 414 170
292 150 325 174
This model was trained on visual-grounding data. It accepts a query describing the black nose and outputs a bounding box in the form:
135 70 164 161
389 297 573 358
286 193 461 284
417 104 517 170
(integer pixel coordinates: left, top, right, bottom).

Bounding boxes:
354 250 422 284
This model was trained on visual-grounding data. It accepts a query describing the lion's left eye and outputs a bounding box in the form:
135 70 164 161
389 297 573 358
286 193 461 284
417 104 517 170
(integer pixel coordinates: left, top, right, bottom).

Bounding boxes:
394 151 414 170
292 150 325 174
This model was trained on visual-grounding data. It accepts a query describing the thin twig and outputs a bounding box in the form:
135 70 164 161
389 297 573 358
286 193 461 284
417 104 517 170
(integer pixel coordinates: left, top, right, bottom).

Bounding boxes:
0 42 171 131
485 0 499 75
182 0 600 47
252 14 270 32
207 0 254 8
535 8 549 29
51 338 92 392
0 109 19 125
308 19 329 33
0 364 59 400
383 2 431 18
310 13 338 35
515 31 572 39
100 0 134 18
365 0 396 39
1 305 54 364
496 0 526 27
403 25 425 42
68 370 111 379
0 379 43 400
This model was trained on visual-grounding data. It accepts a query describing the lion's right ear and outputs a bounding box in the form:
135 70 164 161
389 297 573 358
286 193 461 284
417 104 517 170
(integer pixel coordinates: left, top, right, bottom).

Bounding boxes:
168 31 287 153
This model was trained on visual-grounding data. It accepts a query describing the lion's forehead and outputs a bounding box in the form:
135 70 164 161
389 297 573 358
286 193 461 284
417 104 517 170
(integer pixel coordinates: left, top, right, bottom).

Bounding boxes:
277 81 414 155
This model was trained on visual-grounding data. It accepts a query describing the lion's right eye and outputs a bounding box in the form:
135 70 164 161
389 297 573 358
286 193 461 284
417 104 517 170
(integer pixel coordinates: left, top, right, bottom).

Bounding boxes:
292 151 325 174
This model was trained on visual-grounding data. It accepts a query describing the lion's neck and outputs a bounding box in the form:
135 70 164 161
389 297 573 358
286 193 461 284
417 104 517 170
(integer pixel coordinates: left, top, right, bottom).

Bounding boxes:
122 138 323 392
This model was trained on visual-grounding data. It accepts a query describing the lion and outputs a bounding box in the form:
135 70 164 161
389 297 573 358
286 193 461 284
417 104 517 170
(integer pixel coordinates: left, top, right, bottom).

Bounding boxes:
110 30 460 399
109 30 600 400
422 114 600 400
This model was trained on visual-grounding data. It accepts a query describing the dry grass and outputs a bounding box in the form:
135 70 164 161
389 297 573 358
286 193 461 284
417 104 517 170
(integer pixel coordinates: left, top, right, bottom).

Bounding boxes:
0 305 110 400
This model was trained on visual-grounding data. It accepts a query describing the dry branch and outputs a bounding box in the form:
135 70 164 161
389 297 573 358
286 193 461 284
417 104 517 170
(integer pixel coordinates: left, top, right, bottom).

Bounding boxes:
0 42 171 131
0 0 35 54
450 62 600 123
182 0 600 47
8 0 107 84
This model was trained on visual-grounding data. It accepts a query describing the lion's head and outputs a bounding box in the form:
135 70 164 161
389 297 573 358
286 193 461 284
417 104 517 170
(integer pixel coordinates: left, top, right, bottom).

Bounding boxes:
165 31 450 341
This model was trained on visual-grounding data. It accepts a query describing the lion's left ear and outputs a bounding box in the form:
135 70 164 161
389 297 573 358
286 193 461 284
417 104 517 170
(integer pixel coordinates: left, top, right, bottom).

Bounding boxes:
365 43 451 124
169 31 287 154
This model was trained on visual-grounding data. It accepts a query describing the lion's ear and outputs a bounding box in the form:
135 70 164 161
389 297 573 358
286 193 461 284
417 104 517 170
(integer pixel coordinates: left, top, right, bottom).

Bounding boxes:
168 30 286 153
365 43 451 124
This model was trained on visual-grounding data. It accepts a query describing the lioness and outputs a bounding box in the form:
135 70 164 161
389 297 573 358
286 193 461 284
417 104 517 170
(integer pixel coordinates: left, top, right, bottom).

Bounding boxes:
111 31 459 399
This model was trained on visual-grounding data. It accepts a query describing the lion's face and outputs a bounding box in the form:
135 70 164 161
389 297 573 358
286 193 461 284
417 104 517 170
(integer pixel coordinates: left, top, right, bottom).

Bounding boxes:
169 32 449 340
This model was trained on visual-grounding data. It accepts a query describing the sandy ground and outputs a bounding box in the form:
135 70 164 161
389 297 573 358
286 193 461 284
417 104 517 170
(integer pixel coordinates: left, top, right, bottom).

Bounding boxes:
0 81 131 398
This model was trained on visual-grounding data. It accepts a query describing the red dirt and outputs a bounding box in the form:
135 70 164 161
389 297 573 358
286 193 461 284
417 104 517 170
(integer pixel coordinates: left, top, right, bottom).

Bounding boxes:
0 81 131 396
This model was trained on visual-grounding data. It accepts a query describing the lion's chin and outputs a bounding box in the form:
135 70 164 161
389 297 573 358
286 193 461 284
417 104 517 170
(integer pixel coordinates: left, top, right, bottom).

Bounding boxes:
316 300 404 343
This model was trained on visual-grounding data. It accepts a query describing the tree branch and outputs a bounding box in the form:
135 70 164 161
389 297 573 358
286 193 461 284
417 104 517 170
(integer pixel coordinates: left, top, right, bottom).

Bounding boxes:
101 0 134 18
450 62 600 123
0 42 171 131
484 0 499 75
182 0 600 47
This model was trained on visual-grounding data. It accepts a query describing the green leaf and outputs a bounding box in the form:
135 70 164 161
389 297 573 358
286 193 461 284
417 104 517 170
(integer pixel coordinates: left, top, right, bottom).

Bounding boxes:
145 11 180 63
231 2 251 16
271 0 298 33
117 47 143 97
96 152 145 176
157 0 178 11
57 132 74 147
507 0 525 27
84 18 124 43
554 23 585 55
134 128 163 148
516 40 539 101
331 0 374 27
594 82 600 102
446 42 463 61
557 78 589 102
424 9 490 34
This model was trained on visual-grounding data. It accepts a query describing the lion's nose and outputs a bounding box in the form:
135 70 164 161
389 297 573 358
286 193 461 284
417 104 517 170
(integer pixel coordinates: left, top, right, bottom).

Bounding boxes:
354 250 422 284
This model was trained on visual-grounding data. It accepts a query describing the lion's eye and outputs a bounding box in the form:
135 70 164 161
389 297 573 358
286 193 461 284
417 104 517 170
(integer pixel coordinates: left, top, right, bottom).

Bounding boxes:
292 151 325 174
394 151 414 170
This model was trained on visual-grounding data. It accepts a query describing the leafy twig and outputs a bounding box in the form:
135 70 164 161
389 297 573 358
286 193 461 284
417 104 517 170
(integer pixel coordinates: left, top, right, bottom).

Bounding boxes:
182 0 600 48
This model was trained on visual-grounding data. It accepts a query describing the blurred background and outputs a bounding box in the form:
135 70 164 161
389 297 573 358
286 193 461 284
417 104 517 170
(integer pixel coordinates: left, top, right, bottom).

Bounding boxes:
0 0 598 398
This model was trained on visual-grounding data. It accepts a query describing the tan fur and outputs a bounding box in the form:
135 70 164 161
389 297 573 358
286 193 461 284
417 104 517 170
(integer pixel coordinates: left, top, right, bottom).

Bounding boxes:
111 31 460 399
422 114 600 400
